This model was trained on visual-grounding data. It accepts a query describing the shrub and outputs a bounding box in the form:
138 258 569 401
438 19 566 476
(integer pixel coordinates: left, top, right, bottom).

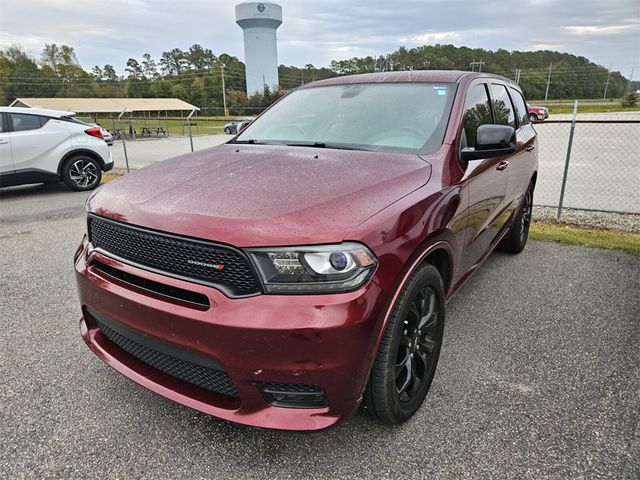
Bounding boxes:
621 92 638 108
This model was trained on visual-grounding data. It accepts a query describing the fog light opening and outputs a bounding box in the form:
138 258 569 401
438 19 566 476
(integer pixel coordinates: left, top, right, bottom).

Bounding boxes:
259 383 327 408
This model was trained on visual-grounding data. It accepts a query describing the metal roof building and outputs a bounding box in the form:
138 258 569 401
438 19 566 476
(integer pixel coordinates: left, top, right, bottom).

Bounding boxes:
9 97 199 113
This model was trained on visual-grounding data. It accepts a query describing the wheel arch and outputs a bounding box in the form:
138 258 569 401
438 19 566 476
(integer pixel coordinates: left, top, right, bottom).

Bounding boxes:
58 149 106 175
422 247 452 295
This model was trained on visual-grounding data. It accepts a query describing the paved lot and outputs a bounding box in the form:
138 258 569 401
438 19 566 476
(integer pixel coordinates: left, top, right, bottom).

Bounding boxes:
1 186 639 479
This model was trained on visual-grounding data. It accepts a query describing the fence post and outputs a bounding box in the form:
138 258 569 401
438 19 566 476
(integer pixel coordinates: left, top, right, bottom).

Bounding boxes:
118 109 131 173
187 109 195 153
557 100 578 221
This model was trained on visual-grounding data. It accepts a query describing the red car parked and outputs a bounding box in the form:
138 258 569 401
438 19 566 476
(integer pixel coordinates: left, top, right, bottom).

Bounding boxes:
75 71 537 431
527 104 549 122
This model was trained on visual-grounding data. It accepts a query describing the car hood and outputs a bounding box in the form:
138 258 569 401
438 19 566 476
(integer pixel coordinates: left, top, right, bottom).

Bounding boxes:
89 144 432 247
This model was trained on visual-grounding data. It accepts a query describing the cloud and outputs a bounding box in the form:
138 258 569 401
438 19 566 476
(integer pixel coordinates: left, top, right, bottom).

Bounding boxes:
401 32 463 45
0 0 638 73
565 24 638 35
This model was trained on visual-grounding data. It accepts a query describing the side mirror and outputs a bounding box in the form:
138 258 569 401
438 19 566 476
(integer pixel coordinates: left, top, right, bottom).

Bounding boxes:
461 124 516 161
238 121 252 133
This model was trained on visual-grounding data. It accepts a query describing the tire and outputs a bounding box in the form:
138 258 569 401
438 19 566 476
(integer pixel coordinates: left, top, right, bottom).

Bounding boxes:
224 127 231 134
363 263 445 424
499 180 534 254
528 113 538 122
61 155 102 191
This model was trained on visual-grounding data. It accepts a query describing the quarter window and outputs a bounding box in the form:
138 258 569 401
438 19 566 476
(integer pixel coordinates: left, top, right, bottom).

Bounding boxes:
509 87 529 127
11 113 45 132
462 84 493 148
490 84 516 129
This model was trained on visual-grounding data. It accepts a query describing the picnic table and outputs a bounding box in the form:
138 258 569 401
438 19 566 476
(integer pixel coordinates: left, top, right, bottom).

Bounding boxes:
141 126 168 137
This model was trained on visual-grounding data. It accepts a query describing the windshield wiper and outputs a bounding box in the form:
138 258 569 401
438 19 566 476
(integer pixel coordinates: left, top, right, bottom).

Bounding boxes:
286 142 327 148
231 139 284 145
284 141 370 151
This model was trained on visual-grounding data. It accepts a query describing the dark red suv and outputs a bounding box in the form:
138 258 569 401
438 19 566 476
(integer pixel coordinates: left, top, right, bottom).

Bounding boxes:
75 71 537 431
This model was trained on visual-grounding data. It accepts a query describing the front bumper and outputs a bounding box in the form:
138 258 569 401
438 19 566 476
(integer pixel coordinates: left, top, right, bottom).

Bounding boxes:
533 111 548 121
74 237 386 430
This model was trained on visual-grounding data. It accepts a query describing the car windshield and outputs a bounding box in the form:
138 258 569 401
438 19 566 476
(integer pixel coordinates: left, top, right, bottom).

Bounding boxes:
235 82 456 154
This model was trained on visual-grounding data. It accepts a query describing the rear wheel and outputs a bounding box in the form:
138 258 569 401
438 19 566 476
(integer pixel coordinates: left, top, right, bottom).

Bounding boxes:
61 155 102 191
224 127 231 134
363 263 445 424
499 180 534 253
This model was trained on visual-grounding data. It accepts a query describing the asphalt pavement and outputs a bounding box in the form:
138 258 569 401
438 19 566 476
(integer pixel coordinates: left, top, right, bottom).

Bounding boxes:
1 185 639 479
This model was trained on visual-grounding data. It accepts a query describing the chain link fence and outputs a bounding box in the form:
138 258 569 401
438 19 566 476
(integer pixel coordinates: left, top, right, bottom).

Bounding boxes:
103 111 639 219
108 115 235 171
535 118 640 216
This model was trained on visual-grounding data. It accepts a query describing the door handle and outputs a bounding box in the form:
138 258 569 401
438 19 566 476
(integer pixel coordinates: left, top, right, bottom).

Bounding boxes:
0 140 8 145
525 144 535 152
496 161 509 171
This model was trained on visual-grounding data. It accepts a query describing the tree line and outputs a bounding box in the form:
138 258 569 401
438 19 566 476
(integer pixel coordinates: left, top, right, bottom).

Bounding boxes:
1 43 637 112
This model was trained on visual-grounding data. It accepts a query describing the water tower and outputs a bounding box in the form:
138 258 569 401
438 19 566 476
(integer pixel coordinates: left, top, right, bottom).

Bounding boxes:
235 2 282 95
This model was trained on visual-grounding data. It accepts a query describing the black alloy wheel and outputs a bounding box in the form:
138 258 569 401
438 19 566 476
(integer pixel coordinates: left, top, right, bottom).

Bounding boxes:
395 285 440 403
499 180 535 254
363 263 445 424
519 184 533 245
62 155 102 191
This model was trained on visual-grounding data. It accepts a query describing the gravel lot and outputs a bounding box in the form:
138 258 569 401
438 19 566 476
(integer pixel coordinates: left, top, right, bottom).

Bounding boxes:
1 185 639 479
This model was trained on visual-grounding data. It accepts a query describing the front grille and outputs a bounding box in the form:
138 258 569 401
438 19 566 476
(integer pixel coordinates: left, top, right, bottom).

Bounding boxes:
93 261 210 309
88 215 261 296
95 314 239 397
261 383 322 393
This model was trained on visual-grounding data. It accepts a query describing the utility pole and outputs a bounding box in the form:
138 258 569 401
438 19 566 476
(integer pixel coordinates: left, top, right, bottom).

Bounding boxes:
544 63 552 101
628 67 635 93
603 64 612 99
514 68 522 84
221 64 228 117
469 60 485 72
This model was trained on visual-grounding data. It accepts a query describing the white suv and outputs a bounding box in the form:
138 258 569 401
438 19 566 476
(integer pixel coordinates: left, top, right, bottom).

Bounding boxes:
0 107 114 191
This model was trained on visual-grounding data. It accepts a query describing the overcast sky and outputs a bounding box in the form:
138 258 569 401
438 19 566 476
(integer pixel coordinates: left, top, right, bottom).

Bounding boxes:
1 0 638 77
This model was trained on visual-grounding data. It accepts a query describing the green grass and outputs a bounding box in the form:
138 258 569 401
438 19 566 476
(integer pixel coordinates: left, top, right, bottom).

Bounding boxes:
546 104 639 114
530 221 640 256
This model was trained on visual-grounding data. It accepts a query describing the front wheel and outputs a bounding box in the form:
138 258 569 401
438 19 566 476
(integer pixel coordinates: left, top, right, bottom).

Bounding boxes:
499 180 534 253
61 155 102 191
528 113 538 122
363 263 445 424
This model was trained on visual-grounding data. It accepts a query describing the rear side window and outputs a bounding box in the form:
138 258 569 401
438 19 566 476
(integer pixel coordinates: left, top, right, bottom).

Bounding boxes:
10 114 50 132
490 84 516 129
0 114 6 133
509 87 529 127
462 84 494 148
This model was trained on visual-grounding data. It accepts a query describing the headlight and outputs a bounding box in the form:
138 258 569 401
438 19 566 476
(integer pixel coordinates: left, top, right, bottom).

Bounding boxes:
246 242 377 294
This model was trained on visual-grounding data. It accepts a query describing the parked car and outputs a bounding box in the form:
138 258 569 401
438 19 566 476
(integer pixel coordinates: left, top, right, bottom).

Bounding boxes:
235 119 252 133
0 107 114 191
527 104 549 122
75 71 537 430
224 116 255 134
